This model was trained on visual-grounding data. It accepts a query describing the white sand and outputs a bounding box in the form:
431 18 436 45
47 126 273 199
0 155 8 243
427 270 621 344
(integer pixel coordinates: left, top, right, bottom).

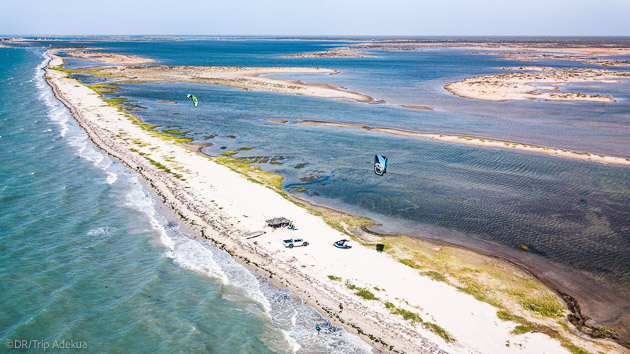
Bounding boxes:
46 52 569 353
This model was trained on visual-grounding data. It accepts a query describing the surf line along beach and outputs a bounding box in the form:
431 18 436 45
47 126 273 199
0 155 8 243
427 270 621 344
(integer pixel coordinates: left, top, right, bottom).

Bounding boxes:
44 51 586 353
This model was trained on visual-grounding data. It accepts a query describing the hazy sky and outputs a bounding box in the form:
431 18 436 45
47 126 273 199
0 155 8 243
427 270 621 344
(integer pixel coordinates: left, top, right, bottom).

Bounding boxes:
2 0 630 36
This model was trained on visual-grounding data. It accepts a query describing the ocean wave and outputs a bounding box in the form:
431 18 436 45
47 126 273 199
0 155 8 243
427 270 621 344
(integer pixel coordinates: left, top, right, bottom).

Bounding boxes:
87 227 117 236
35 52 121 186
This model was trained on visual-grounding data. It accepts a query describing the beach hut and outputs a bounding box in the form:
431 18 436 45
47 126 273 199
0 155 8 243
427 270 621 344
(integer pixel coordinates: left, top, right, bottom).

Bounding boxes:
265 217 294 229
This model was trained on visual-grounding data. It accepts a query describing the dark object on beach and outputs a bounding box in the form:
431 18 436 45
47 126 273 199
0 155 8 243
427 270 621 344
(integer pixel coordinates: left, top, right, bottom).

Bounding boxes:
374 154 387 175
241 231 265 239
316 324 321 335
266 217 294 229
376 243 385 252
334 239 352 249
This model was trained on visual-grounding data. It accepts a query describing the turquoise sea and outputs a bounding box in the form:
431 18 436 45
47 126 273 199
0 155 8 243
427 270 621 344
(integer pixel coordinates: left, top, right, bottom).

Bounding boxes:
0 47 370 352
2 36 630 350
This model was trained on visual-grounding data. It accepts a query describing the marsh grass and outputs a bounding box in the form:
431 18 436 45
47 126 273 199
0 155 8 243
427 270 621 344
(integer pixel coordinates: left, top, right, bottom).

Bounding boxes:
328 275 342 282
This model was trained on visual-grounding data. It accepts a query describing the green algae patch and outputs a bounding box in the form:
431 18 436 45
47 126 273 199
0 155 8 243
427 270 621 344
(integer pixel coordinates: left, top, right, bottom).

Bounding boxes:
89 83 121 93
328 275 342 282
214 156 284 191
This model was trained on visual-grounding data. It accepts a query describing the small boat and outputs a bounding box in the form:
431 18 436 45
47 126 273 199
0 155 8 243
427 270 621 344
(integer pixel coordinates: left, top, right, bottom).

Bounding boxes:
241 231 265 239
374 154 387 176
334 239 352 249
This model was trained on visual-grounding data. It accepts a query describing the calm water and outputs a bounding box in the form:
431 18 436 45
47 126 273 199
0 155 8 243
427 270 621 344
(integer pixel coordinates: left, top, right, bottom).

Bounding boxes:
0 48 369 352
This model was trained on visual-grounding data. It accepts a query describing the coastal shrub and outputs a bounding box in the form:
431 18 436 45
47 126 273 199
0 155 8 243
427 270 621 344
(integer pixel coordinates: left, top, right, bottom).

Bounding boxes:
426 322 455 343
239 146 255 150
391 308 423 324
512 325 531 335
294 163 306 169
399 259 422 269
520 296 563 318
423 271 447 283
496 310 516 322
222 151 237 156
328 275 342 282
560 341 589 354
355 288 379 301
384 302 395 309
346 284 378 300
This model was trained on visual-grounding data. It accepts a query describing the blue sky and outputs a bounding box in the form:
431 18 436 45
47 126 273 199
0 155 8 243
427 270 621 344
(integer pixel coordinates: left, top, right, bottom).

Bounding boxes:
2 0 629 36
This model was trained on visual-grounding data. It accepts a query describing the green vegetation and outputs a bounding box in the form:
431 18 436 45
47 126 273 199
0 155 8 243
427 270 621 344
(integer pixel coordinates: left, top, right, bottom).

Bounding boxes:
399 259 422 269
386 304 455 342
214 156 284 190
162 129 189 135
496 311 589 354
356 288 379 301
239 146 255 151
519 244 530 252
294 163 306 169
346 284 379 301
422 270 447 282
520 296 564 318
222 151 238 156
288 186 306 193
327 275 342 282
143 156 183 179
381 236 565 318
426 322 455 343
512 325 531 335
391 307 422 323
89 83 121 93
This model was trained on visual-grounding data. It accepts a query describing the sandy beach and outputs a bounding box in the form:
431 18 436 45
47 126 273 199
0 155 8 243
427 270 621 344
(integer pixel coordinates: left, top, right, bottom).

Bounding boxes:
63 59 378 103
43 49 630 353
64 50 158 64
445 66 630 102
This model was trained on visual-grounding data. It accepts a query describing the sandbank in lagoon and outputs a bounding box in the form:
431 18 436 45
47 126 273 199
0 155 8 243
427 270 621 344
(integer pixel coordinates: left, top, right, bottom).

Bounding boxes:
444 66 630 103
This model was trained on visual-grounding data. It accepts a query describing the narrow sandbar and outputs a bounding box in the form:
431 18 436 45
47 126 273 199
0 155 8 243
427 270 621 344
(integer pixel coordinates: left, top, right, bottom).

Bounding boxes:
291 120 630 166
63 50 157 64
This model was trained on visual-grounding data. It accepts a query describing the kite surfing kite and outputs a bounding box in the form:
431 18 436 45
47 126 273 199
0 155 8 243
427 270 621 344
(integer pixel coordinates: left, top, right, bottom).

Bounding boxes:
186 94 198 108
374 154 387 176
